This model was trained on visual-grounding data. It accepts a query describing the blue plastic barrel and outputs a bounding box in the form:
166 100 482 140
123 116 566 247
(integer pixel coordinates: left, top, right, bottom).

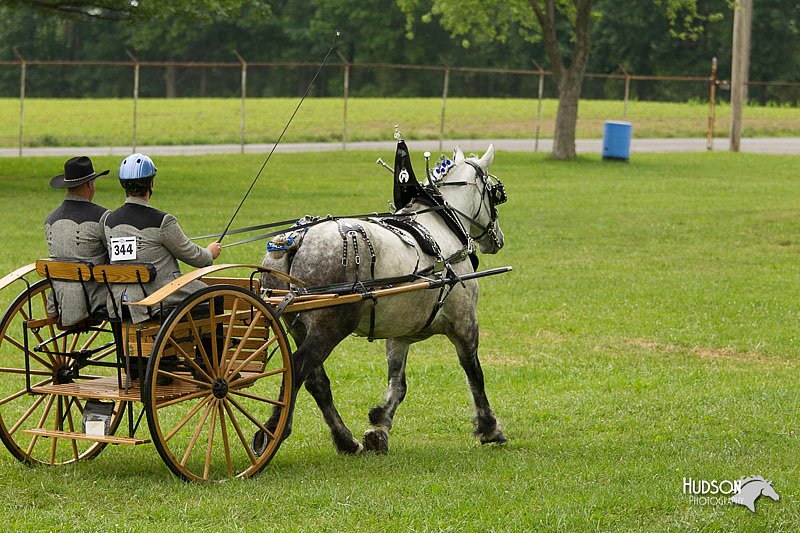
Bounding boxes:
602 120 632 161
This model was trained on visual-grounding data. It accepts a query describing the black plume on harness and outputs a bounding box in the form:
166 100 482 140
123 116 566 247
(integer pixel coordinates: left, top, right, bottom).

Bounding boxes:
393 139 437 209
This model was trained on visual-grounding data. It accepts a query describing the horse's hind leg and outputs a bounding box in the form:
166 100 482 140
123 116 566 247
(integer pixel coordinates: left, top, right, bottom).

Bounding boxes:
258 306 364 455
305 364 363 454
364 337 411 453
447 316 507 444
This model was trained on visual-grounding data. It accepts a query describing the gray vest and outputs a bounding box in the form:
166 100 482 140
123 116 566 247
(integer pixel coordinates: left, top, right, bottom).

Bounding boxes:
103 197 213 323
44 195 110 326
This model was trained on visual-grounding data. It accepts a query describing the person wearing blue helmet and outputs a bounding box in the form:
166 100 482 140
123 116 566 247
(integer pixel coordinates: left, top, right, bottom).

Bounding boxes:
103 153 221 323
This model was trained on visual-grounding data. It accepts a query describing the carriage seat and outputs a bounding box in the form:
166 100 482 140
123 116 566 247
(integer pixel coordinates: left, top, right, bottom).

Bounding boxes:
34 259 114 329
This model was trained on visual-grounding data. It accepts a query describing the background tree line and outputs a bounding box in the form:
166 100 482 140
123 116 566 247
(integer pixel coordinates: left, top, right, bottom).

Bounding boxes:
1 0 798 102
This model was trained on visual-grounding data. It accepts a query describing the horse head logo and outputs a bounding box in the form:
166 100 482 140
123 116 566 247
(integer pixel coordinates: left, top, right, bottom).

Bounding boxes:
730 476 780 513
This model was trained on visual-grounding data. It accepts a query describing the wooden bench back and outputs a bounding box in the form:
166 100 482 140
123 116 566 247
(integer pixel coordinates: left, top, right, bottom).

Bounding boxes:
35 259 93 282
93 264 156 284
35 260 156 285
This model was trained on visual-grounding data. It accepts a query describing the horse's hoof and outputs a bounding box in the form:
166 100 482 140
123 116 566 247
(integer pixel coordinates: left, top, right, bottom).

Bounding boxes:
480 430 508 445
363 428 389 454
335 439 364 455
251 430 268 456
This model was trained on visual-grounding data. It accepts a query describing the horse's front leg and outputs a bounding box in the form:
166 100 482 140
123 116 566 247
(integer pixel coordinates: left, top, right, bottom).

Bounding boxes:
364 337 411 453
447 315 507 445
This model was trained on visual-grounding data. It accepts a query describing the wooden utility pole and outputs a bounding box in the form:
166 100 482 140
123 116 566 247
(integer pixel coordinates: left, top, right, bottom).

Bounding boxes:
730 0 753 152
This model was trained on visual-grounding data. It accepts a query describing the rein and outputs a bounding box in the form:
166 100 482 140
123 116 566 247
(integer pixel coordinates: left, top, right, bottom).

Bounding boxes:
201 205 450 248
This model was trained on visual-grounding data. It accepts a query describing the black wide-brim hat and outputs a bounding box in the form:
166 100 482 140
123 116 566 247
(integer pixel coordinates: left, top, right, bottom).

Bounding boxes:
50 156 110 189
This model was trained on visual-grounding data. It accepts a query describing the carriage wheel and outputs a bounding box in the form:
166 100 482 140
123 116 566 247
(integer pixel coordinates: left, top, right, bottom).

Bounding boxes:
144 285 293 482
0 279 124 466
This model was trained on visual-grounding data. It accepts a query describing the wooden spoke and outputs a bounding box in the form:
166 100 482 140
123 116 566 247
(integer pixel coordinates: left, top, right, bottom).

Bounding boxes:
226 396 274 439
209 298 219 374
3 334 55 370
27 394 55 456
203 402 218 480
40 291 60 356
79 323 107 351
228 333 277 380
187 314 214 378
167 334 212 383
89 344 118 363
157 369 211 389
65 401 80 461
156 389 211 409
50 399 64 465
229 367 287 387
8 394 46 435
221 298 241 360
224 310 264 376
164 396 213 443
180 400 214 467
67 331 81 353
2 377 53 408
228 388 285 408
218 402 234 476
222 399 257 465
0 367 51 377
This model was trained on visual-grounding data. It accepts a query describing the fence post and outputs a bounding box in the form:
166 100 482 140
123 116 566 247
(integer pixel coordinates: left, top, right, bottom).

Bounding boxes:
126 50 139 152
13 48 25 157
707 57 717 151
730 0 752 152
336 51 350 151
532 60 545 153
619 64 631 120
235 51 247 154
439 57 449 151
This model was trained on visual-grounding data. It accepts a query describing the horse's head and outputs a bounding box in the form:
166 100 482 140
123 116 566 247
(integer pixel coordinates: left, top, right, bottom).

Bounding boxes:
436 144 506 254
761 480 780 501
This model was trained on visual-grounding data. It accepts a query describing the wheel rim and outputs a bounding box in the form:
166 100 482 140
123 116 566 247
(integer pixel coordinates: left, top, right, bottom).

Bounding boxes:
145 286 292 482
0 280 124 465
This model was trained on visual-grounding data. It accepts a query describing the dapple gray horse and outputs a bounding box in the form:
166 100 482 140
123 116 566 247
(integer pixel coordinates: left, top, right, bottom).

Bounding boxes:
256 144 507 454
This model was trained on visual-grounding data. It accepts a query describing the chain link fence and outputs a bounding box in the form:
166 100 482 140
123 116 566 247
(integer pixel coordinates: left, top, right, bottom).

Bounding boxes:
1 57 798 155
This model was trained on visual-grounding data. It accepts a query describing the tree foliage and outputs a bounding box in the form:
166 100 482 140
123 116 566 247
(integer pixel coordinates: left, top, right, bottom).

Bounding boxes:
0 0 798 104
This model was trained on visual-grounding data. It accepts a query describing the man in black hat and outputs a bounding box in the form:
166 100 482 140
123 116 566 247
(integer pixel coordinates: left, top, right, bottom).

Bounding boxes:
45 156 111 326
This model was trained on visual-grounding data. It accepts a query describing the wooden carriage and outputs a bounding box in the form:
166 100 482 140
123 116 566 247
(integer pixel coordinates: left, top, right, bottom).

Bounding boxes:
0 260 304 482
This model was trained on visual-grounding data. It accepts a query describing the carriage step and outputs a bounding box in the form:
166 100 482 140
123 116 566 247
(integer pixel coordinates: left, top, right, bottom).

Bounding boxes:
22 428 149 445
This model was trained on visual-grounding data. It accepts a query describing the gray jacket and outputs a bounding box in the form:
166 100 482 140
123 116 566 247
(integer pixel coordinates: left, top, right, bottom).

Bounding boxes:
44 194 110 326
103 197 213 323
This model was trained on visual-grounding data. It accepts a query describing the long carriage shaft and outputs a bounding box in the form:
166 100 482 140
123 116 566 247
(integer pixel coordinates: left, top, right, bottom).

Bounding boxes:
268 266 512 314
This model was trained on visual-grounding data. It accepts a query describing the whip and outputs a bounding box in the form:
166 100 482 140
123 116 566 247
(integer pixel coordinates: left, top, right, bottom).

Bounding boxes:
218 30 340 243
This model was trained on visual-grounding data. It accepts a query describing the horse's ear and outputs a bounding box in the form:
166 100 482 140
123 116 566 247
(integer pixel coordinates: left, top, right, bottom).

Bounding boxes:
454 146 466 163
478 144 495 169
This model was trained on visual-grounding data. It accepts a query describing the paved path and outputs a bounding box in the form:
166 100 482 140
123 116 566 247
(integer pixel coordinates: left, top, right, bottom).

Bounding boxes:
2 137 799 157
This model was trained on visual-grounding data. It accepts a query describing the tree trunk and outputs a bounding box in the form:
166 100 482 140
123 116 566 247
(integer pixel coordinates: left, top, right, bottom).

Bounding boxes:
165 64 177 98
552 68 583 160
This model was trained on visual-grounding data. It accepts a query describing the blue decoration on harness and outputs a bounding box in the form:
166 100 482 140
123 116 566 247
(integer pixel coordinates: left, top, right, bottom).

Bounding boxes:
266 218 311 255
267 236 295 253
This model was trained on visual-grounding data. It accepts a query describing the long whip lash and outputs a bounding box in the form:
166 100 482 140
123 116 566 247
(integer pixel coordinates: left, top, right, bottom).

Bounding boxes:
218 31 340 243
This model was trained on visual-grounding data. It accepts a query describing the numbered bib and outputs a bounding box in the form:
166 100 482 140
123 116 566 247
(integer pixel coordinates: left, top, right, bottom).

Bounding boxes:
110 236 137 261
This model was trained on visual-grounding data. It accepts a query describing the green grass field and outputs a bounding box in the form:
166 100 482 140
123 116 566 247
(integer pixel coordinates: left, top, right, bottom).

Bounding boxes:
1 150 799 530
1 97 798 148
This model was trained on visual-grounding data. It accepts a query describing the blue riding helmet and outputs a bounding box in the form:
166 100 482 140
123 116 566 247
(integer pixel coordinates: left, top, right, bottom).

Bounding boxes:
119 153 157 180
